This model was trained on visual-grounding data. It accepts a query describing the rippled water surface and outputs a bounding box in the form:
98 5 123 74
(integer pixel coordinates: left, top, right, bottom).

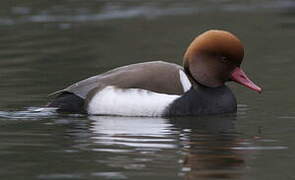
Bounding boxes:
0 0 295 179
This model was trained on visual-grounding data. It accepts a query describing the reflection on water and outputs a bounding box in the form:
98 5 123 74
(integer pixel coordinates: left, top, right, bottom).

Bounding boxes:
78 115 239 179
87 115 244 179
0 109 290 179
171 116 244 179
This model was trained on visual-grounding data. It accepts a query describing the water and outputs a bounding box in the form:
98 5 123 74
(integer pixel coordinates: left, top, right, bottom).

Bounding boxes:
0 0 295 179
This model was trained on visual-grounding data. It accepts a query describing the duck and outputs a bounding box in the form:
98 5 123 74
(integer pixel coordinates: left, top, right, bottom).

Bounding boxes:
47 30 262 116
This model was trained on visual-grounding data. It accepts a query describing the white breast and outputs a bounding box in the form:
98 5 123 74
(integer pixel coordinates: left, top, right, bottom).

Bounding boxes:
87 86 180 117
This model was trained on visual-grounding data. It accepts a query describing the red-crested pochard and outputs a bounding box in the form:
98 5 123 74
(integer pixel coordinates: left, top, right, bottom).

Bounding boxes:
48 30 262 116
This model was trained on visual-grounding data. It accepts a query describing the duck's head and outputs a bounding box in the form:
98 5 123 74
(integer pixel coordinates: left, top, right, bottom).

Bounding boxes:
184 30 262 93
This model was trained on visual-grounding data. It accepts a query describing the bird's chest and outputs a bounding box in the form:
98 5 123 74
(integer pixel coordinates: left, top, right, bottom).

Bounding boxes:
165 87 237 116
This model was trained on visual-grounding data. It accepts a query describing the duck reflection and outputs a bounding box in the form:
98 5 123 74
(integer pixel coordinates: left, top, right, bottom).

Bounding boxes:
89 115 246 179
88 116 176 149
89 116 171 136
171 115 245 179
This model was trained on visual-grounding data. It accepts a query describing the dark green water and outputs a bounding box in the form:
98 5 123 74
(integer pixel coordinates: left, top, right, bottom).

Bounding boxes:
0 0 295 179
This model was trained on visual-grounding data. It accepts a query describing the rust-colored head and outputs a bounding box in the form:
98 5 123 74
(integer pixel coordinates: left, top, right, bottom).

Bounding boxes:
183 30 261 93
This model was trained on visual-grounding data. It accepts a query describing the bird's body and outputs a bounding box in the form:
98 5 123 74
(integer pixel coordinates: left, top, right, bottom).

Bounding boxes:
47 30 262 116
52 61 186 98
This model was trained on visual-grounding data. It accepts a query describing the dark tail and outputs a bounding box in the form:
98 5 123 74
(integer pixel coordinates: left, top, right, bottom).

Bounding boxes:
47 92 86 114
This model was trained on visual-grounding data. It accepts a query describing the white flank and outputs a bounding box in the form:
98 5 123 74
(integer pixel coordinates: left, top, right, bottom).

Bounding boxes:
87 86 180 117
179 70 192 92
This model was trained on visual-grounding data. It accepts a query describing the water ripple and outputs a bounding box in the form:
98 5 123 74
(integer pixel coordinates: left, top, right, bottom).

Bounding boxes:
1 0 295 25
0 107 57 120
232 146 288 150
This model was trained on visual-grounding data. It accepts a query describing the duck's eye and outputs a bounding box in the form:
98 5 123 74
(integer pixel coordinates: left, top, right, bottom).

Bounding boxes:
220 56 229 64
